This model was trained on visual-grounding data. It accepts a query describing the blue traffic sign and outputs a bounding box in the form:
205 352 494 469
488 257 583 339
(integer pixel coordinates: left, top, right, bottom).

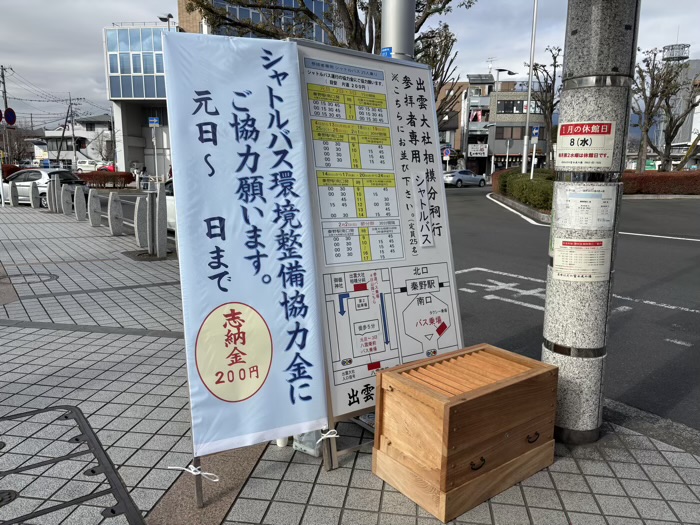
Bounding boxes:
443 148 452 157
148 116 160 127
532 126 540 138
4 107 16 126
381 47 393 58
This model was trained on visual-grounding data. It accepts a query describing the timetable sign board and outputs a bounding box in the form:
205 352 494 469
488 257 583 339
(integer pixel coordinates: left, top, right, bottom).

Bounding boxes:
299 44 464 418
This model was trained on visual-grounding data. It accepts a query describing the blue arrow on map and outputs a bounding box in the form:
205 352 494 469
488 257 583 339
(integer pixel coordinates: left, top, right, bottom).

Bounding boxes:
339 293 350 315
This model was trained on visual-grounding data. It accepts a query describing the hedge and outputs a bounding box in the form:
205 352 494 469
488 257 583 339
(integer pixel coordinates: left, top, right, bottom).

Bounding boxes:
621 171 700 195
79 171 135 189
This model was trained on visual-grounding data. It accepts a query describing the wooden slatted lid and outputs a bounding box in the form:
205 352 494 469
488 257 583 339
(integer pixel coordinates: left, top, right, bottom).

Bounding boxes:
400 348 532 397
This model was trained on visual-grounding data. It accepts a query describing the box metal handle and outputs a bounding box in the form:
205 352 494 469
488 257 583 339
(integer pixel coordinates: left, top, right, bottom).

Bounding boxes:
470 457 486 471
527 432 540 444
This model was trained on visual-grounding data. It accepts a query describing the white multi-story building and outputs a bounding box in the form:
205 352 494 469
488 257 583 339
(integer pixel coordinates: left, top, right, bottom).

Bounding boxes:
42 114 113 169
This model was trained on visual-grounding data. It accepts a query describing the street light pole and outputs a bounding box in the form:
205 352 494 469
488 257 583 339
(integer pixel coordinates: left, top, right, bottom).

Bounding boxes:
521 0 539 174
381 0 415 61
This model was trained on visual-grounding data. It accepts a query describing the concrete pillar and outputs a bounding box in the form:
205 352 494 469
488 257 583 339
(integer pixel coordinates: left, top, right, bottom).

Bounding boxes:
30 182 40 209
155 183 168 258
8 182 19 207
46 180 55 212
134 196 148 248
381 0 415 61
61 185 72 215
107 192 124 236
51 174 60 213
541 0 640 444
87 189 101 227
74 186 86 221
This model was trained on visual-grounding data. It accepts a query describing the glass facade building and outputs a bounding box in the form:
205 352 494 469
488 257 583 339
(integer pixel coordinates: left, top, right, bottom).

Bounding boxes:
105 25 178 100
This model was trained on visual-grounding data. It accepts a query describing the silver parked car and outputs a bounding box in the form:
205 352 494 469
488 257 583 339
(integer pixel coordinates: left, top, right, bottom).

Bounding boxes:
443 170 486 188
2 169 86 208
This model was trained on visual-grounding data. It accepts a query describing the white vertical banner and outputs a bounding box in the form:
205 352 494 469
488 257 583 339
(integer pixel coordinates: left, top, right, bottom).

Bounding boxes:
164 34 327 456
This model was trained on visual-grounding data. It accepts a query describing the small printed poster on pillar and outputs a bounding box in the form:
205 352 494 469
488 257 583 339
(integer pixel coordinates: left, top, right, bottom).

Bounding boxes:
556 122 615 169
552 237 612 282
554 184 617 231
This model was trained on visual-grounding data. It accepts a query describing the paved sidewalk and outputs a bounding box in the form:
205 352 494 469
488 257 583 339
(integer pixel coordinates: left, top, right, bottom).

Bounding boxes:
1 205 699 525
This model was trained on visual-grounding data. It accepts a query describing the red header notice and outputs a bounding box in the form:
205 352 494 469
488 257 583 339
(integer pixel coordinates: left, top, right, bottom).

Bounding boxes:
562 241 604 247
560 123 612 136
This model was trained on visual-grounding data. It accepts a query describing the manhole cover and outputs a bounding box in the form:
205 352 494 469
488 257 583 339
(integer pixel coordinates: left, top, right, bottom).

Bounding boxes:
0 490 19 508
9 273 59 284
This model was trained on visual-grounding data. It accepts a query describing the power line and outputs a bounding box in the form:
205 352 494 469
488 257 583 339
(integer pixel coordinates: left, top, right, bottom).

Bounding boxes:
8 68 68 101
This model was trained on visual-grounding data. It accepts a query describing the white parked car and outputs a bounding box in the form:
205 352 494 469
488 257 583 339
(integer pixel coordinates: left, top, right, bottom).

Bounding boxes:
443 170 486 188
2 169 86 208
164 179 176 231
75 159 98 173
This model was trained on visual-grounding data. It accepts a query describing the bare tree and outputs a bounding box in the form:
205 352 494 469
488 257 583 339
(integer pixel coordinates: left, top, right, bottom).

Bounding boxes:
186 0 476 52
414 23 462 121
525 45 561 169
632 48 700 172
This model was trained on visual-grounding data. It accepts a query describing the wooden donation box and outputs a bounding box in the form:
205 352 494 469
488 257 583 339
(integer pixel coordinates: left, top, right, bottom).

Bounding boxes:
372 344 558 523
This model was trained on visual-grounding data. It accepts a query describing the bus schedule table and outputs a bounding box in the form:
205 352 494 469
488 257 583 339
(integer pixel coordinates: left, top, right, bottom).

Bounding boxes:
307 83 388 124
312 120 393 171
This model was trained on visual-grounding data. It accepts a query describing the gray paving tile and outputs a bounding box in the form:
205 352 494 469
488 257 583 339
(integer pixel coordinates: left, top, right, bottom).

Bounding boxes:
522 486 561 510
577 459 615 477
62 504 105 525
559 490 599 513
490 486 525 506
521 471 554 489
308 482 347 508
529 507 568 524
569 445 604 461
252 460 288 480
642 465 684 483
491 503 529 525
116 466 150 487
654 481 699 502
274 480 313 504
605 517 643 525
661 451 700 468
263 501 305 525
379 513 417 525
302 505 341 525
346 487 382 511
50 479 98 501
668 500 700 524
548 457 580 473
137 467 181 490
618 478 662 500
341 509 380 525
454 501 491 524
227 497 269 523
608 462 648 481
629 449 669 466
677 467 700 485
381 491 418 516
550 472 589 492
566 512 607 525
594 495 639 518
263 444 296 462
241 478 281 500
630 497 678 521
350 468 384 490
284 463 320 483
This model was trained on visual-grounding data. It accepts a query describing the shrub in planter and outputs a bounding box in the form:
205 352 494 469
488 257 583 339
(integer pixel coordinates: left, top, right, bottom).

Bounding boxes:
621 171 700 195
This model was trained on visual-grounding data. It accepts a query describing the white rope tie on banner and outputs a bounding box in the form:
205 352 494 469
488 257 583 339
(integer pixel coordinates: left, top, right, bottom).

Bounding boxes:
316 429 339 444
168 464 220 482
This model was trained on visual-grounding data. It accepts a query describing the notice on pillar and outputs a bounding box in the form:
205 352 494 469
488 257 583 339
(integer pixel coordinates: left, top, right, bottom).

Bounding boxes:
552 237 612 282
556 122 615 169
554 184 617 230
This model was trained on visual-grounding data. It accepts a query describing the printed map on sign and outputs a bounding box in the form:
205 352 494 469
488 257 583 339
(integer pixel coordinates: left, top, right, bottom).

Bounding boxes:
299 47 462 418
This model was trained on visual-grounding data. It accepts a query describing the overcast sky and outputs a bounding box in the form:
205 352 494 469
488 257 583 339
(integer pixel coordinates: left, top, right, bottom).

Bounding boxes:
2 0 698 128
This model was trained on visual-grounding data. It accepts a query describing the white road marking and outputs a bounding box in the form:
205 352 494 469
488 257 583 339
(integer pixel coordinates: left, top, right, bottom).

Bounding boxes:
664 339 693 347
612 306 633 314
483 294 545 311
458 288 476 293
515 287 546 299
485 193 547 226
457 267 699 315
486 193 700 242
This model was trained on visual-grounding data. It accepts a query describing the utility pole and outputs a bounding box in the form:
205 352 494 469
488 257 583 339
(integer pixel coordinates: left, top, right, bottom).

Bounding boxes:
69 93 77 170
1 65 9 165
521 0 539 173
0 65 8 110
541 0 641 444
56 104 71 166
381 0 415 61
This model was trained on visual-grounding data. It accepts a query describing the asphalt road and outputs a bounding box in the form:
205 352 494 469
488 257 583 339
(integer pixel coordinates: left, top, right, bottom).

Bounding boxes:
447 186 700 430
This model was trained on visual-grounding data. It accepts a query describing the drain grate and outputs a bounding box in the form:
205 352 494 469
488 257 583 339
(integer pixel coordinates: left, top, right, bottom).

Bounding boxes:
0 490 19 508
8 272 60 284
0 406 145 524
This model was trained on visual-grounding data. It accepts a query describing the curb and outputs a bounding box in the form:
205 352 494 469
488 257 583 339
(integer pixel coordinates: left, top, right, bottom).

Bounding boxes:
490 193 551 224
622 194 700 200
604 398 700 456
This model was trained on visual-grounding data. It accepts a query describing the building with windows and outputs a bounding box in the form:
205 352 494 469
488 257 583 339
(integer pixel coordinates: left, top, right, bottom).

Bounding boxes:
42 114 113 169
105 3 335 175
487 84 547 172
